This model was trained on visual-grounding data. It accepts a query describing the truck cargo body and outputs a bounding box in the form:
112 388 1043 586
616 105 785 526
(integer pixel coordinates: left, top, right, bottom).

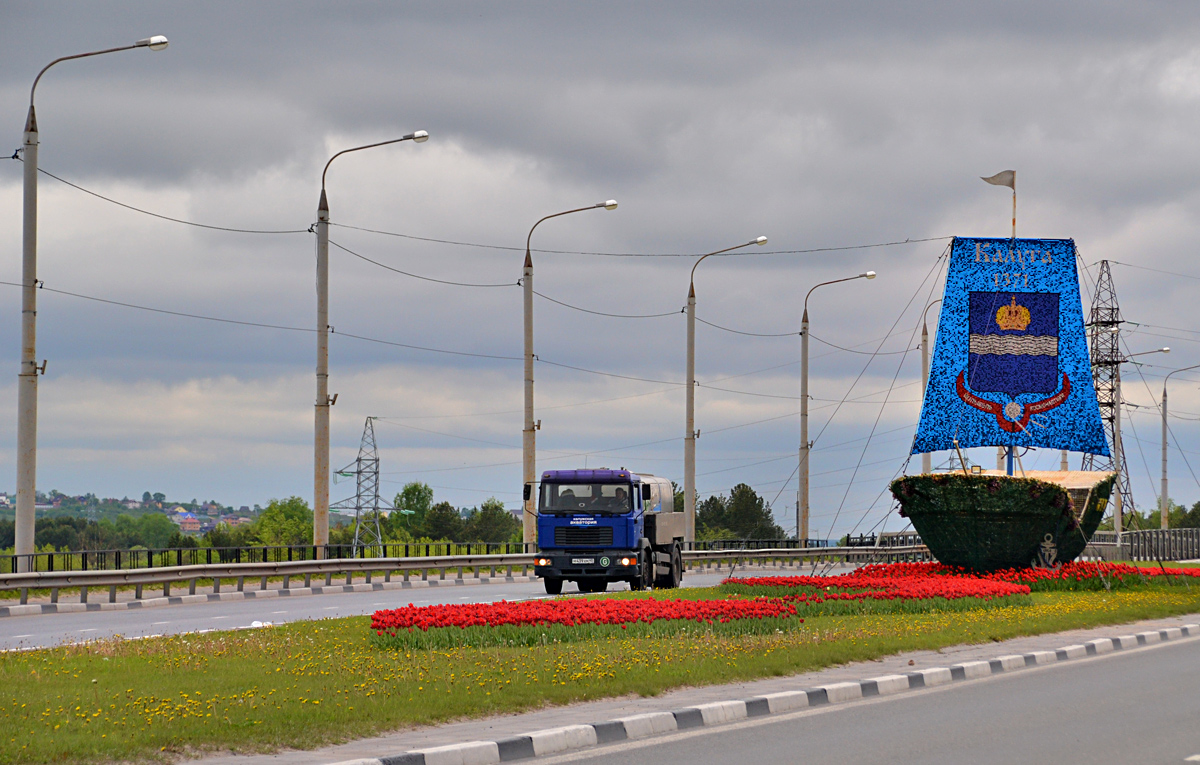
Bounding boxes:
532 468 684 594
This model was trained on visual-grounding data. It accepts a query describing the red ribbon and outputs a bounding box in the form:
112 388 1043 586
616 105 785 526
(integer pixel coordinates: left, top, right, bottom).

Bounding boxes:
956 371 1071 433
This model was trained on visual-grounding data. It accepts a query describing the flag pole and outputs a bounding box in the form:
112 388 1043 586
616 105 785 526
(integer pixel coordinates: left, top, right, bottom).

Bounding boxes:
1009 172 1016 475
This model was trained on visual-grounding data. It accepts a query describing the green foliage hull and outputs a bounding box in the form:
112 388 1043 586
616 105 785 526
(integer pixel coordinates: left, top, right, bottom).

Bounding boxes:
889 474 1115 571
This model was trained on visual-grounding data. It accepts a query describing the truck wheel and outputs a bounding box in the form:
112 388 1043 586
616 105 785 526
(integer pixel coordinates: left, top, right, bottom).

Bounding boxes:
544 577 563 595
668 546 682 588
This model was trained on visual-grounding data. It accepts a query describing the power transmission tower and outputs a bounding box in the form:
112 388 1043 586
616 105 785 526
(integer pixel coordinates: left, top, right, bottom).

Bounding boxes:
1081 260 1135 532
332 417 390 556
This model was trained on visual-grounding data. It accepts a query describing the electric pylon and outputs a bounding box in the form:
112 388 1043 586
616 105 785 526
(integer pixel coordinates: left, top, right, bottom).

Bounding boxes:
332 417 390 555
1081 260 1136 526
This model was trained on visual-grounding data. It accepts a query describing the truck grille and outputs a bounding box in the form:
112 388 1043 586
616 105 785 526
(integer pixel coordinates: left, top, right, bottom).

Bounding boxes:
554 526 613 547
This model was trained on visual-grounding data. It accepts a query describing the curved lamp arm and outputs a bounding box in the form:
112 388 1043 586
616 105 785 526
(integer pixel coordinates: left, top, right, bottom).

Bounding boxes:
804 271 877 318
1164 363 1200 392
31 36 168 108
525 201 617 261
689 236 768 289
321 131 429 193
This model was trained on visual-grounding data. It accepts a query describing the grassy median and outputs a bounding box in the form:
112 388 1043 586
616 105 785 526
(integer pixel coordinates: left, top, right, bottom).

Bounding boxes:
2 582 1199 763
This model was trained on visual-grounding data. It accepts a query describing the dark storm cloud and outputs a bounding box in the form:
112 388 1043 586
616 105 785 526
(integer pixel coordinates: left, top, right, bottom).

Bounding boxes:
2 1 1200 521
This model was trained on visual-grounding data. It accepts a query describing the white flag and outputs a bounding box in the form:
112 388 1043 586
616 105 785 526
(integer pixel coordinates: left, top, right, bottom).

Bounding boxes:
981 170 1016 190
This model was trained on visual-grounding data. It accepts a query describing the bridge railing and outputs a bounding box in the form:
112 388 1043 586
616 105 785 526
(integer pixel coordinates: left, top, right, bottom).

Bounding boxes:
0 545 931 606
0 542 532 576
1080 528 1200 562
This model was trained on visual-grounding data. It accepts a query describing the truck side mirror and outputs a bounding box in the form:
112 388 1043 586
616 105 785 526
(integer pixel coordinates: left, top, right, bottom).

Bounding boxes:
641 484 651 502
523 484 532 502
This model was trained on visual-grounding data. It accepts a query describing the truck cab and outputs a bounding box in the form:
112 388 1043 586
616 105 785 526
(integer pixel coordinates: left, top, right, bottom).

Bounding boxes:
532 468 685 594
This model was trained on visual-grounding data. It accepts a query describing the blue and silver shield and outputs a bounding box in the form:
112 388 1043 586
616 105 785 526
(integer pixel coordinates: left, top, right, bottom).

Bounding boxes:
966 291 1059 397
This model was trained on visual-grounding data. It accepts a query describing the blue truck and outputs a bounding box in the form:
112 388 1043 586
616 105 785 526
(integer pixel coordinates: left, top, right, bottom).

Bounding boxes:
529 468 686 594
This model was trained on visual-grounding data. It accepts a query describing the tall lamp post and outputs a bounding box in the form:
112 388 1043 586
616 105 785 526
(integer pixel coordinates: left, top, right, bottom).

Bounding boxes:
1160 363 1200 529
522 201 618 547
15 36 169 570
919 299 941 475
798 271 876 545
684 236 768 542
1110 346 1169 539
314 131 428 553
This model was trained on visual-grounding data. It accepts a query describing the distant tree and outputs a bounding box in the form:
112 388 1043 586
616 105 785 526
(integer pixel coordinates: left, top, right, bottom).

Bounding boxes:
137 513 178 548
696 485 784 540
0 519 14 548
464 498 520 543
142 491 153 504
421 501 464 541
167 530 198 549
394 482 434 530
672 481 686 514
696 495 728 537
725 483 784 539
255 497 313 546
152 492 166 504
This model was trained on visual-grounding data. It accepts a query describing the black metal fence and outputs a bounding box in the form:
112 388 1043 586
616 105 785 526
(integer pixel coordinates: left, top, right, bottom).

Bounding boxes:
0 542 532 576
844 532 923 548
686 538 835 551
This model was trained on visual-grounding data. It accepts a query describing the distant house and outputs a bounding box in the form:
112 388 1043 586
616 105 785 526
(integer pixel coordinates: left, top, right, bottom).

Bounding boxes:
175 512 201 533
122 499 142 510
238 506 250 514
0 493 10 507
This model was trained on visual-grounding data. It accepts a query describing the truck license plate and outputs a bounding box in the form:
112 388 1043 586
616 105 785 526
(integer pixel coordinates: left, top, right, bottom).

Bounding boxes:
571 557 595 565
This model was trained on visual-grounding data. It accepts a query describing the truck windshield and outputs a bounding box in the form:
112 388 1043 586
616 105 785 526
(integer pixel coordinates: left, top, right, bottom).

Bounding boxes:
541 483 632 515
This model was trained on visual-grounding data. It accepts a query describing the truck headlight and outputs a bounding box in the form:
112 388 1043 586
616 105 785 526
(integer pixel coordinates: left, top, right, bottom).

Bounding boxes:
536 558 551 566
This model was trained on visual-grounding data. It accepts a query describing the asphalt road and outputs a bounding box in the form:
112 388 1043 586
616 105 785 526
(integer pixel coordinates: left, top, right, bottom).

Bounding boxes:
542 635 1200 765
0 570 750 651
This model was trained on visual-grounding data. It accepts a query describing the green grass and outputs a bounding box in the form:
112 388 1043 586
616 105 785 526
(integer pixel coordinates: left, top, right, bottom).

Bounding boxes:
2 585 1198 763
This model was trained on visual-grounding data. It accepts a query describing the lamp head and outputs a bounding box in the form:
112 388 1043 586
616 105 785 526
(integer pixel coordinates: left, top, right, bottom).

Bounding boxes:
135 35 169 51
408 130 429 143
862 271 877 279
754 236 768 245
1162 347 1171 354
600 200 618 210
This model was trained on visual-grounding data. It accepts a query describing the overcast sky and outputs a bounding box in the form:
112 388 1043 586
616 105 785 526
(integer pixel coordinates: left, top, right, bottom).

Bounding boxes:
2 2 1199 537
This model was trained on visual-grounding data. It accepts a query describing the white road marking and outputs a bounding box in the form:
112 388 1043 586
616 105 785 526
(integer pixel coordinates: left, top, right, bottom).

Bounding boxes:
324 606 339 610
151 621 169 626
1183 756 1200 762
12 634 32 638
210 616 230 620
78 629 96 633
271 611 288 614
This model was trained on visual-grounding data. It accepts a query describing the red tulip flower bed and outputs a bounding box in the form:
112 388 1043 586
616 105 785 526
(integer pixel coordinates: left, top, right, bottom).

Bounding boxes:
850 560 1200 592
721 566 1031 615
371 596 804 650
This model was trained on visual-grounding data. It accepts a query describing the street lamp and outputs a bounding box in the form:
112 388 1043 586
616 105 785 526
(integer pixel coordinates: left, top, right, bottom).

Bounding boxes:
1160 363 1199 529
314 131 429 553
684 236 768 542
1108 346 1169 539
521 201 618 547
15 36 169 570
801 269 878 546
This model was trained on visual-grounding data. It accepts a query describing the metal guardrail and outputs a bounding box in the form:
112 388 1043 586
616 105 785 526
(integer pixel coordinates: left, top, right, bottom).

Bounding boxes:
0 545 931 606
0 542 533 576
1080 529 1200 562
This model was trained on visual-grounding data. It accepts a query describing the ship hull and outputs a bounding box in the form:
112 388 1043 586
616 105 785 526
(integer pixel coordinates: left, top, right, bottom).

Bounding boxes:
889 473 1115 571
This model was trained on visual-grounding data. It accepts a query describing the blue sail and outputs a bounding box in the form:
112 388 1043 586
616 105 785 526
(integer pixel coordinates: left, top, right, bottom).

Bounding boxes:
911 237 1109 455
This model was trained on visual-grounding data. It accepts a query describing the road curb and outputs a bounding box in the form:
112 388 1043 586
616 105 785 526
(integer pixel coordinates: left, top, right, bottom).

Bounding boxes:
0 576 540 618
327 622 1200 765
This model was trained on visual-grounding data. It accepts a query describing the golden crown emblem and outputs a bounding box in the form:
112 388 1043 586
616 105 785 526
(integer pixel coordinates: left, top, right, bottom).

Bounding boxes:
995 295 1031 331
